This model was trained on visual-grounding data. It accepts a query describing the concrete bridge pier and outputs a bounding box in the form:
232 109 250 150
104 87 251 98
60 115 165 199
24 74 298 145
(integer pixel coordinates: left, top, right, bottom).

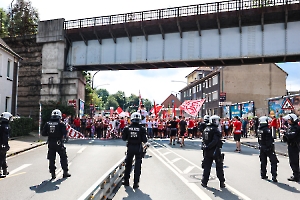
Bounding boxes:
37 18 85 115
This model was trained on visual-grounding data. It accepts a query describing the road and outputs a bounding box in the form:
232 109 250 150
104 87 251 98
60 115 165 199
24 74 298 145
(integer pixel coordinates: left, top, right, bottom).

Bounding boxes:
114 138 300 200
0 139 126 200
1 137 300 200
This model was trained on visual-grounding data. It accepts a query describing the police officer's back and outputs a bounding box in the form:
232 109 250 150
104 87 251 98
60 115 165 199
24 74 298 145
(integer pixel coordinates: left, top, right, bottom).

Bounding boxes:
122 112 147 189
0 112 12 178
282 114 300 182
258 116 278 182
42 109 71 179
198 115 210 136
201 115 225 188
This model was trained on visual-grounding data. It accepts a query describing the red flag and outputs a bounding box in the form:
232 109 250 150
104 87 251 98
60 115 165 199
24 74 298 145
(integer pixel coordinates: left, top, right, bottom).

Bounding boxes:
138 90 142 110
154 101 157 116
180 107 183 116
116 106 123 114
173 103 176 117
179 99 205 117
163 109 166 119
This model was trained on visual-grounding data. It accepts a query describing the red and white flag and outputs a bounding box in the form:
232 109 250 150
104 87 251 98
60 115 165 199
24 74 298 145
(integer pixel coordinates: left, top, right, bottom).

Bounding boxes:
116 106 123 114
179 99 206 117
66 123 85 139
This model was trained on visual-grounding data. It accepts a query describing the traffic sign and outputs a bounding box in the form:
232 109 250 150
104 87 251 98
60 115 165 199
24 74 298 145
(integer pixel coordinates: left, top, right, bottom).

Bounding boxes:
219 102 232 106
281 98 294 110
220 92 226 102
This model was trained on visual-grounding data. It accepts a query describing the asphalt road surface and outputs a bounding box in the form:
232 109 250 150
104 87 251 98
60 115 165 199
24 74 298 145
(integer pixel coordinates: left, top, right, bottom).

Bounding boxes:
114 138 300 200
0 139 126 200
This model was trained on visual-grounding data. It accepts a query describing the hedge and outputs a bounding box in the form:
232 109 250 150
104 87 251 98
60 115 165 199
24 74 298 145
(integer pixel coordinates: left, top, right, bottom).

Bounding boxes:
10 117 34 137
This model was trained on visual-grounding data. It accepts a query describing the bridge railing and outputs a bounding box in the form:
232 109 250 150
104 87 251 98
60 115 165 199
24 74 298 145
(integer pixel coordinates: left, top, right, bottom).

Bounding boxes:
64 0 300 29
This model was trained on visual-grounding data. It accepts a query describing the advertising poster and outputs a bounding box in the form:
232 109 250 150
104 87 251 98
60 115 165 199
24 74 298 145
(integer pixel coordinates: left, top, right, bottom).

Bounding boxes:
268 98 284 118
242 102 254 118
230 104 241 119
292 95 300 116
79 99 84 118
222 105 230 119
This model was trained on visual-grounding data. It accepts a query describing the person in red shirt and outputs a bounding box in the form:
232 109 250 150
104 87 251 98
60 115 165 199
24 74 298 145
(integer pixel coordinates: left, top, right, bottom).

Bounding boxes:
73 117 81 132
187 118 195 139
232 116 242 152
119 117 125 137
270 116 278 139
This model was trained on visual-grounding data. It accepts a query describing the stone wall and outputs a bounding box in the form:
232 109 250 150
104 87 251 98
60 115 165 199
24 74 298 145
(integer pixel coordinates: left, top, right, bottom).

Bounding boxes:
3 35 42 121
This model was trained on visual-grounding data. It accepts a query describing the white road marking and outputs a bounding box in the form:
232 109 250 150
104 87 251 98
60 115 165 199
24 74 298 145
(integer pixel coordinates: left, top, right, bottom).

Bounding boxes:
162 152 171 156
183 166 195 174
77 147 86 154
171 158 181 163
152 141 252 200
149 148 212 200
9 164 31 175
89 140 94 144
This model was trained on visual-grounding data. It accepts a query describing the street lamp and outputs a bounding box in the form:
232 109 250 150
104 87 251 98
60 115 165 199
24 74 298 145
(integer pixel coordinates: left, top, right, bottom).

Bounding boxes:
93 84 110 90
171 80 188 85
91 70 100 89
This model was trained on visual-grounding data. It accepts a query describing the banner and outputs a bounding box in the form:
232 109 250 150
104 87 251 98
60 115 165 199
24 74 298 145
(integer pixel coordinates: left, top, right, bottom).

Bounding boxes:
242 102 254 118
179 99 205 117
268 98 285 118
66 123 85 139
292 95 300 116
230 104 241 119
115 107 123 115
222 105 230 119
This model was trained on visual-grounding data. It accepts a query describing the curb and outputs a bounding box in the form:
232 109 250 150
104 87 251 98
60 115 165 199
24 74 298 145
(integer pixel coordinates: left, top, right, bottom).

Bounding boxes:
7 142 47 158
241 141 288 157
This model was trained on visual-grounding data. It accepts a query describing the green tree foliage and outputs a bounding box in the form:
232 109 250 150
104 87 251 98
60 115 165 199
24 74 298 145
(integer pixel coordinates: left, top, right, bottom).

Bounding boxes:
96 88 109 103
104 95 119 110
10 117 34 137
111 91 126 109
7 0 39 36
0 8 9 37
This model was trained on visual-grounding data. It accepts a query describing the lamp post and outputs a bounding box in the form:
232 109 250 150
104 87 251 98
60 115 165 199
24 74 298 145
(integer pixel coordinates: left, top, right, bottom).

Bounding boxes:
171 80 188 85
93 84 110 90
91 70 100 89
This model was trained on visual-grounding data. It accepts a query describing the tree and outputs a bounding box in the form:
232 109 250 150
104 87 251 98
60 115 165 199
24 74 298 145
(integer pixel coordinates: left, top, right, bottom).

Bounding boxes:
7 0 39 36
104 96 119 110
111 91 126 109
0 8 9 37
96 88 110 103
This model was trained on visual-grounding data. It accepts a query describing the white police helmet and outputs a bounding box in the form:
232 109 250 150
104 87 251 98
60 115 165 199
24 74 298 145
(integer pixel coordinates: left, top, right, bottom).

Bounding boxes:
259 116 271 125
209 115 220 126
51 109 62 119
0 112 12 121
204 115 210 123
131 112 142 123
283 113 298 122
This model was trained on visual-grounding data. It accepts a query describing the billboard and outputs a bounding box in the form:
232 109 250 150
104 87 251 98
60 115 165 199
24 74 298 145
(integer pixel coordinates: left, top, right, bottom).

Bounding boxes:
242 102 254 118
291 95 300 116
268 98 285 118
230 104 241 119
222 105 230 119
79 99 85 118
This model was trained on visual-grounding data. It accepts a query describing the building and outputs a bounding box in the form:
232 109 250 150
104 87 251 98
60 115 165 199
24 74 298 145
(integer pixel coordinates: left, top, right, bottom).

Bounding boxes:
179 64 288 118
0 38 22 115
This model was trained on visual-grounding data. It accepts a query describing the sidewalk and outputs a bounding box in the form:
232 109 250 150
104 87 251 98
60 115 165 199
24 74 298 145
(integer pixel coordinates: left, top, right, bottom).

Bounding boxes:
227 135 288 156
7 131 48 157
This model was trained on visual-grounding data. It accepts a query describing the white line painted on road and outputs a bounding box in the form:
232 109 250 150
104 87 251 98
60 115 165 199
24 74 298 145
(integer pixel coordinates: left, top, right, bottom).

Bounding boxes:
152 141 252 200
77 147 86 154
183 166 195 174
162 152 171 156
149 148 212 200
9 164 31 175
89 140 94 144
171 158 181 163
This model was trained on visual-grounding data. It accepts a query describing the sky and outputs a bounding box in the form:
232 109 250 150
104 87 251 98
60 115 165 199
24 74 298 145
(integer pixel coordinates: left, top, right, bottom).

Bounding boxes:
1 0 299 104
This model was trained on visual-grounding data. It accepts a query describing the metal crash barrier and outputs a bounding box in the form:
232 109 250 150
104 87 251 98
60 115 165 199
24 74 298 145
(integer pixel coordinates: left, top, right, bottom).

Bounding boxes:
78 156 132 200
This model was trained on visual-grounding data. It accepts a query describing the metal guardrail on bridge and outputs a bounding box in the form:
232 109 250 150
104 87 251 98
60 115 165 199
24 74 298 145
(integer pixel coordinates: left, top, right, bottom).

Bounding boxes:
64 0 300 29
78 156 128 200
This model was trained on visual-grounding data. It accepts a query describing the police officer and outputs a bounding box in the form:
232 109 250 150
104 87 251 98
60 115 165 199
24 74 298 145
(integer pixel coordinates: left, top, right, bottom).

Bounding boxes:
0 112 12 178
258 116 278 182
201 115 225 188
198 115 210 135
283 113 300 182
42 109 71 180
122 112 147 189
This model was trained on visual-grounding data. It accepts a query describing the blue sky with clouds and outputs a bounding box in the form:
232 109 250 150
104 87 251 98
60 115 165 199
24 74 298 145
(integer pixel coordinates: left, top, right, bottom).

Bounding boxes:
1 0 299 104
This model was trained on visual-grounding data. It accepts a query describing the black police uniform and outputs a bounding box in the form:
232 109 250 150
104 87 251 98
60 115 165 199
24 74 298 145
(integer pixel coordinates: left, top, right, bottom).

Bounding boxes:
258 124 278 181
201 123 225 187
122 122 147 188
283 120 300 181
198 122 207 135
42 117 70 179
0 119 10 177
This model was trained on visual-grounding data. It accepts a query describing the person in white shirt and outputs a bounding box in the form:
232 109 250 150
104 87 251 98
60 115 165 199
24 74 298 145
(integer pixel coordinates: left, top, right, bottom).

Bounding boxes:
146 118 153 138
139 105 148 127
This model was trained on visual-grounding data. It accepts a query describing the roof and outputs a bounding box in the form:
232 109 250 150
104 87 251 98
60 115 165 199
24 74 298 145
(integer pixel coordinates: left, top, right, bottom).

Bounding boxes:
185 67 213 78
274 63 288 76
161 94 181 108
0 37 22 59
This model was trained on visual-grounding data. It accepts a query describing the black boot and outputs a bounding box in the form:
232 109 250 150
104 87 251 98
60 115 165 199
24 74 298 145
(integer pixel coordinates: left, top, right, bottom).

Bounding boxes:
201 181 207 188
220 182 226 188
122 180 129 186
2 168 9 176
133 182 139 189
63 171 71 178
287 176 299 182
51 172 56 180
272 176 278 183
261 175 268 179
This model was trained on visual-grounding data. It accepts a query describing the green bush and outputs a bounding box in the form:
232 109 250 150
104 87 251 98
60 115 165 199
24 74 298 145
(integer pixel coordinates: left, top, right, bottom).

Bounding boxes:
10 117 34 137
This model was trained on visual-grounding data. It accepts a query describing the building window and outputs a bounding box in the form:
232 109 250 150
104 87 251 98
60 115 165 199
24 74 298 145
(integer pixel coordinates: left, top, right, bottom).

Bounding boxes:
7 60 11 78
208 93 212 102
212 91 218 101
209 78 212 87
193 86 196 93
205 80 208 88
199 83 201 91
5 97 10 112
184 91 186 97
190 88 192 96
212 75 218 85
